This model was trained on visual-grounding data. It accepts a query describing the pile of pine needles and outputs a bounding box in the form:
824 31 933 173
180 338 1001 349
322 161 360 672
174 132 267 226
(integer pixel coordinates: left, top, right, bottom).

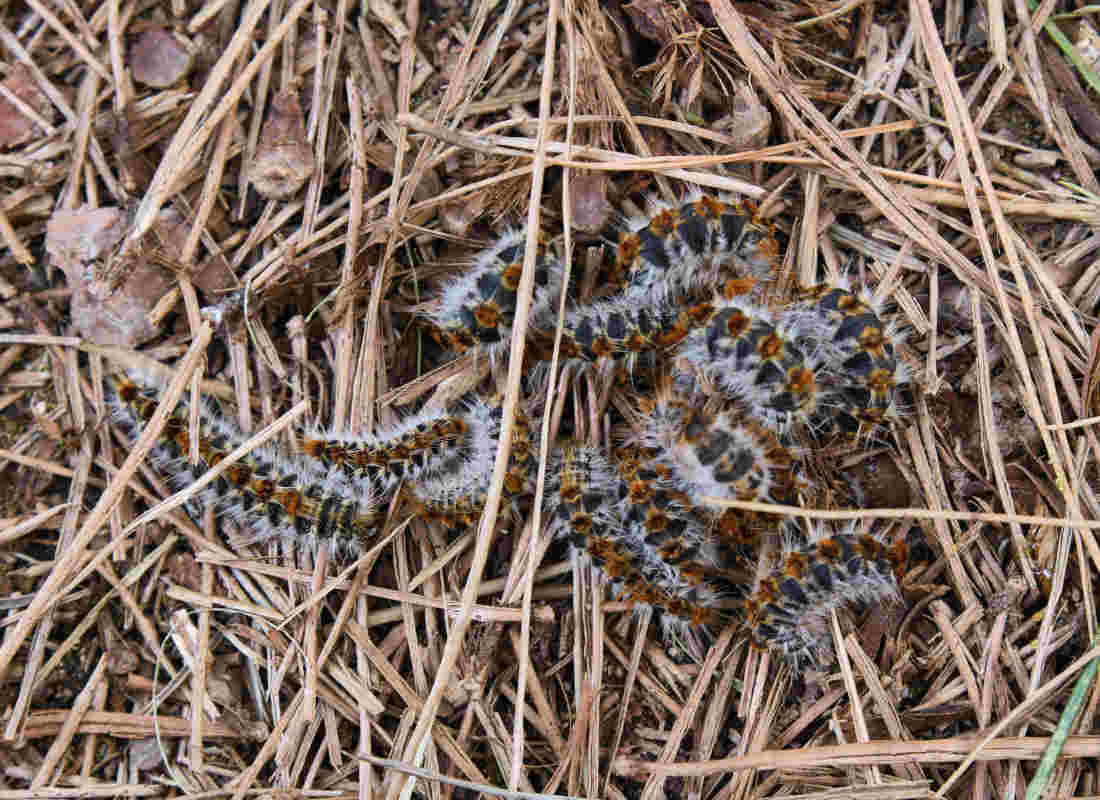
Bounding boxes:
0 0 1099 798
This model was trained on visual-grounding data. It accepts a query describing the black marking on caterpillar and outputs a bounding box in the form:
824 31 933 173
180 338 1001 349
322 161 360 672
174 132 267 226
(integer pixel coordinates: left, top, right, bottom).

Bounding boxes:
300 397 512 492
635 389 805 507
674 297 827 432
790 283 908 436
408 398 536 529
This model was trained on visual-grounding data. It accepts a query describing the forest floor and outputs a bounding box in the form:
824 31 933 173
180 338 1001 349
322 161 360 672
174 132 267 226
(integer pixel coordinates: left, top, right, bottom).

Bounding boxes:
1 0 1099 799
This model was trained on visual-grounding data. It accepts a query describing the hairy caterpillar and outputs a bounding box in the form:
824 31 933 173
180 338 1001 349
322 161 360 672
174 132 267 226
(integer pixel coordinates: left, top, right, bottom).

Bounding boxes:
299 396 517 493
745 528 907 669
633 389 805 507
300 407 469 490
428 194 779 364
614 193 779 300
544 444 722 628
107 375 386 554
407 401 537 529
790 283 908 435
411 193 912 669
426 230 564 355
101 189 914 674
673 298 825 432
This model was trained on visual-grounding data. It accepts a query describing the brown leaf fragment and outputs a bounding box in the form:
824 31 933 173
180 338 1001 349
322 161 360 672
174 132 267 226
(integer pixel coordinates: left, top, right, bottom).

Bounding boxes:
624 0 689 44
128 738 162 771
624 0 665 42
46 206 127 275
841 451 913 508
439 191 487 237
192 252 236 295
568 170 613 234
46 206 177 346
130 28 194 88
105 643 140 676
713 81 772 150
104 109 155 192
249 90 315 199
1042 40 1100 147
0 63 55 149
165 553 203 591
100 613 140 675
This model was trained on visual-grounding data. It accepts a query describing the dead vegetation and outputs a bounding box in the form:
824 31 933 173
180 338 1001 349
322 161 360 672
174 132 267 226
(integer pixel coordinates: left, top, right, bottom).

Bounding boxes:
0 0 1098 798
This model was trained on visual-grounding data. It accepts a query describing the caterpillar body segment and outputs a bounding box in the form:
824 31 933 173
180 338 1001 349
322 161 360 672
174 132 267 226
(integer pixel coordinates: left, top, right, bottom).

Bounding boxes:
407 399 536 529
612 448 740 630
300 406 471 491
543 443 621 544
615 194 780 301
674 298 826 430
790 283 908 435
542 444 724 628
636 394 805 508
613 448 711 567
558 296 671 362
407 476 488 531
553 294 725 367
745 529 908 669
586 531 723 628
107 375 386 555
428 230 565 354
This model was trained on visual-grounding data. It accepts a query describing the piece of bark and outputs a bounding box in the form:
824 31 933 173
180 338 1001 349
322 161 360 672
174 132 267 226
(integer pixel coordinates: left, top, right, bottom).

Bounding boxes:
568 170 613 234
46 206 178 347
0 63 55 149
130 28 194 88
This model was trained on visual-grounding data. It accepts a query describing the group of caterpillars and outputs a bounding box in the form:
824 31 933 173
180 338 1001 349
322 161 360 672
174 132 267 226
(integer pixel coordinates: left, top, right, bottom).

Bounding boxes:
107 191 910 671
